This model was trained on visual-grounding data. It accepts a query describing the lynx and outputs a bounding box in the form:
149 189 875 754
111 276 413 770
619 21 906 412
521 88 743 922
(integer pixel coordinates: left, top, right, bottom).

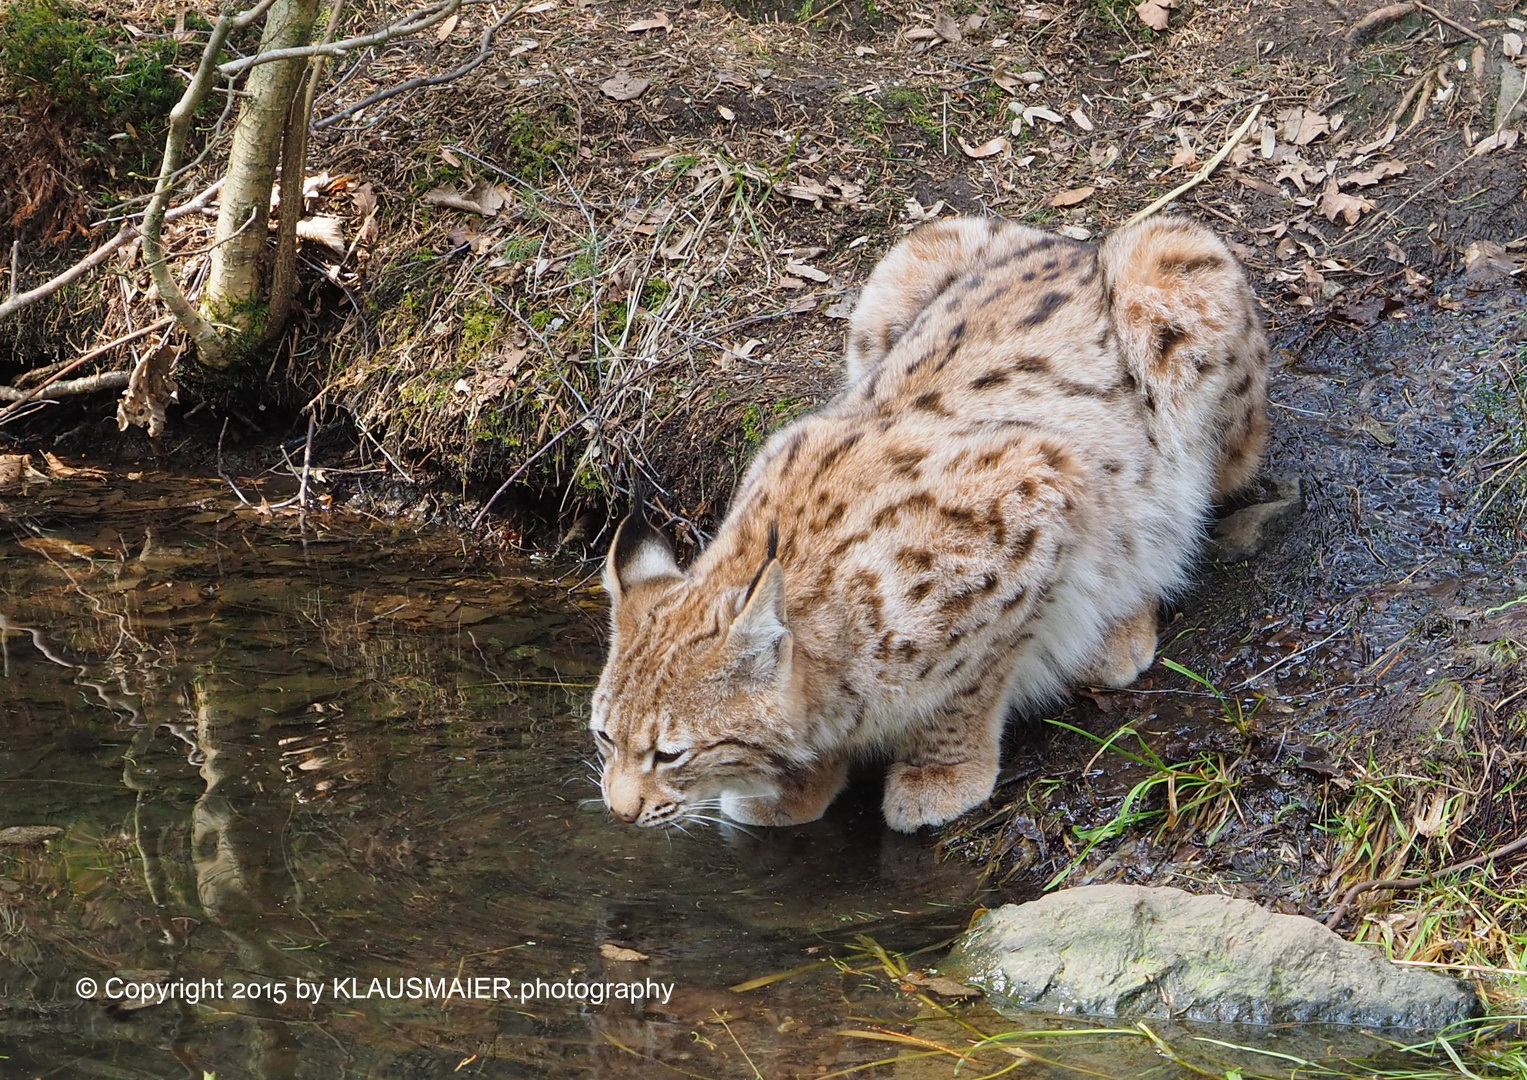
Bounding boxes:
591 215 1269 833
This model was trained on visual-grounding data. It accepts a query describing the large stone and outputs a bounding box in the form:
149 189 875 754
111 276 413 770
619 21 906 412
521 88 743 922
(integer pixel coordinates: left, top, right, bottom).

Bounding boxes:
1210 474 1303 562
940 884 1480 1029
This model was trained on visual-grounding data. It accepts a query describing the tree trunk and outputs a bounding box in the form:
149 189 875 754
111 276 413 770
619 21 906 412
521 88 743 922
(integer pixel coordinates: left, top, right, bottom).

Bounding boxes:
202 0 320 334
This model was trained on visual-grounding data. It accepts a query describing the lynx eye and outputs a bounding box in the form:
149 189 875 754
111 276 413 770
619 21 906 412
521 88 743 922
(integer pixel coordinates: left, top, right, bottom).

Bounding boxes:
592 729 615 755
653 747 690 765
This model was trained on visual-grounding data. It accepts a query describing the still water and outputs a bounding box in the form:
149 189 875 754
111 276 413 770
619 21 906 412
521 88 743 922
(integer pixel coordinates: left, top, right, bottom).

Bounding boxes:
0 477 995 1078
0 475 1490 1079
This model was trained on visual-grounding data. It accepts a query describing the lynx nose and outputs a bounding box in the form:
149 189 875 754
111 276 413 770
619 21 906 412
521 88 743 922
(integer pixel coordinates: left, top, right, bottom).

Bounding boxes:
611 800 642 824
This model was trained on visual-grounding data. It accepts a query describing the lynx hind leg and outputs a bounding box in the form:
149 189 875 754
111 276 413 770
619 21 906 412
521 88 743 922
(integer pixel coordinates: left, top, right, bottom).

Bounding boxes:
722 756 849 828
1098 216 1270 497
844 217 1047 387
882 693 1003 833
1077 605 1158 689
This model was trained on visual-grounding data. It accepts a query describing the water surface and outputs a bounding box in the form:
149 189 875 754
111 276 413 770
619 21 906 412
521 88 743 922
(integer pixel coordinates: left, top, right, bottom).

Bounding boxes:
0 476 986 1078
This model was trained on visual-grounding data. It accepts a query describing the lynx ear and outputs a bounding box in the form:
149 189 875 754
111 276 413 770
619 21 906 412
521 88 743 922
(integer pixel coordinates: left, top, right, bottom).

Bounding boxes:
728 558 792 682
605 512 682 601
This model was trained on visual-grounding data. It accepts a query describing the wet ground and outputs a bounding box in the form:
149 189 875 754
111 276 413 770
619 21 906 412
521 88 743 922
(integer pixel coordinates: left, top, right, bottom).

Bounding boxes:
1 472 1512 1078
941 287 1527 912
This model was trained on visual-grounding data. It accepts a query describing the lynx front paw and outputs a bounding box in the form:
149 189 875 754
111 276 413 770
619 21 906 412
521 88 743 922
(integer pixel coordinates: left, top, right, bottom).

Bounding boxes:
881 759 997 833
1079 606 1158 688
721 758 848 828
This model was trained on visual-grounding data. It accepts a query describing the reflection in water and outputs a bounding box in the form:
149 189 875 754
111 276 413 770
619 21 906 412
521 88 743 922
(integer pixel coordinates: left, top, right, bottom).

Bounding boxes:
0 482 988 1078
1 482 1464 1079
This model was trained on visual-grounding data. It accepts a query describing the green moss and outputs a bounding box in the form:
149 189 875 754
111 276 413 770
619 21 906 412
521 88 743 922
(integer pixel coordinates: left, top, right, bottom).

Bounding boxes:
499 235 543 262
0 0 187 130
527 309 554 331
495 108 576 178
641 278 672 309
879 84 942 143
739 402 766 445
460 299 498 358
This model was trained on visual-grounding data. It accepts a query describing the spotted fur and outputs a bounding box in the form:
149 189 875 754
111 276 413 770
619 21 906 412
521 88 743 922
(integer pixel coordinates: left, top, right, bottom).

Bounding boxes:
592 215 1270 832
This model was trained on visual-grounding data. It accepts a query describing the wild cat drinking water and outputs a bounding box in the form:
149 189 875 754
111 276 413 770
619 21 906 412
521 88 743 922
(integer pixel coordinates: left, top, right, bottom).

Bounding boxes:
591 215 1269 832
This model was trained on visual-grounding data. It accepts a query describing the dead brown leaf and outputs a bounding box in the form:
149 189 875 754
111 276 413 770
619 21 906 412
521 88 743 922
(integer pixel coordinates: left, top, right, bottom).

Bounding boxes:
1049 185 1095 207
115 344 177 439
618 203 675 235
1318 180 1375 225
42 452 107 479
1135 0 1173 30
600 72 652 101
19 537 95 560
1342 160 1407 187
784 176 865 210
932 10 963 42
1274 159 1325 195
1463 239 1520 288
599 943 650 962
904 972 980 998
1279 107 1331 146
1359 415 1396 446
0 454 46 489
957 135 1010 158
351 182 377 219
624 11 671 32
297 215 346 253
784 260 830 283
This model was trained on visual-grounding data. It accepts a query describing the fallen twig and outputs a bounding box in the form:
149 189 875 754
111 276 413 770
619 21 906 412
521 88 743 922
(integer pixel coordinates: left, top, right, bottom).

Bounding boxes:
1347 2 1416 47
0 371 130 405
0 317 175 421
1415 1 1484 41
1325 831 1527 930
216 419 256 507
1124 100 1266 228
297 411 316 525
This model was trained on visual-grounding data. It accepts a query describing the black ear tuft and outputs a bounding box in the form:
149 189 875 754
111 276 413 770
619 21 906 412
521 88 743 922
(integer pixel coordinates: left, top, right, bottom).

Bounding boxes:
744 523 782 606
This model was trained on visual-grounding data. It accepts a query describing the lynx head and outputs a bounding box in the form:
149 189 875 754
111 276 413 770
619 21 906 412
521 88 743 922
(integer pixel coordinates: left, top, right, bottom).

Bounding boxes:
590 514 811 827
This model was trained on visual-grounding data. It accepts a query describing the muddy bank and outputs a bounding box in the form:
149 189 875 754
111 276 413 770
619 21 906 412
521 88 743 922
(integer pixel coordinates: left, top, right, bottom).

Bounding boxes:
5 0 1527 539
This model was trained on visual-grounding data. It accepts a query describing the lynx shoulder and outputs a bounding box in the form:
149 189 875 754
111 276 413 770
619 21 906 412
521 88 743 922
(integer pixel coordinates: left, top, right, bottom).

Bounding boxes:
592 215 1269 833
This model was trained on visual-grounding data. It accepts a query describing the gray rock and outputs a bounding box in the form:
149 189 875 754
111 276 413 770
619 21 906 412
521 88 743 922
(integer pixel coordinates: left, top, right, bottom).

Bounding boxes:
941 884 1480 1029
1210 475 1303 562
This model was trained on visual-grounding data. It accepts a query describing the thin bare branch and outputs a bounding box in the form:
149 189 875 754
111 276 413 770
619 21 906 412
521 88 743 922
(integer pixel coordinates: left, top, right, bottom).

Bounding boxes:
313 6 515 131
143 11 245 366
218 0 460 77
0 371 131 403
0 227 137 323
232 0 282 28
1124 100 1266 227
0 317 176 422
